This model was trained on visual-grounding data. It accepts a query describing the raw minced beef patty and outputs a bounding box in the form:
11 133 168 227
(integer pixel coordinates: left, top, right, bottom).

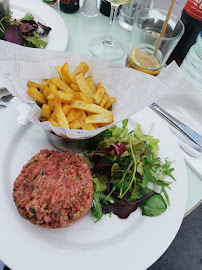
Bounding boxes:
13 149 93 228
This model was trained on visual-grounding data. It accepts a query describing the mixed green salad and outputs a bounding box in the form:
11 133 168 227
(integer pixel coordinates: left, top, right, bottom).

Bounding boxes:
0 12 51 48
84 119 175 222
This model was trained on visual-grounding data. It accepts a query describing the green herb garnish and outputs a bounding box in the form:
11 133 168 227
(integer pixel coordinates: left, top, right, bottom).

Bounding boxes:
85 120 175 222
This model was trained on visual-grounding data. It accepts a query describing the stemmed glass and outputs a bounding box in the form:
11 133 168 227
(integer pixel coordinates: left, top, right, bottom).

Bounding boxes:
89 0 131 61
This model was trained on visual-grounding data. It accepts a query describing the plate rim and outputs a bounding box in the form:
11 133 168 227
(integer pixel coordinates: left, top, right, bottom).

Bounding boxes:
10 0 68 51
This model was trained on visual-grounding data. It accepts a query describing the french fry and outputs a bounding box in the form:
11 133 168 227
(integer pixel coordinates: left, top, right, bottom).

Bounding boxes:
27 81 40 89
86 76 96 93
41 104 51 118
99 122 112 127
48 97 55 112
63 88 75 94
69 119 82 129
50 77 72 92
57 92 74 104
72 92 81 101
55 105 69 128
86 111 94 116
49 83 58 94
40 79 50 94
49 119 59 127
39 117 48 122
70 100 112 116
93 123 99 129
94 82 106 105
78 111 95 130
73 62 89 76
70 83 80 92
54 92 62 108
55 66 62 78
27 87 47 104
67 109 81 123
100 94 109 108
49 110 57 122
75 73 94 102
41 85 50 98
55 65 70 84
80 93 90 103
85 113 113 124
29 60 116 130
61 62 76 85
41 79 51 86
62 104 71 116
104 97 116 109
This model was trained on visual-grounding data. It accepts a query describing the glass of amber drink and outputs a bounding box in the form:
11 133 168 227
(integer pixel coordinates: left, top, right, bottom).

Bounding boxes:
126 8 184 75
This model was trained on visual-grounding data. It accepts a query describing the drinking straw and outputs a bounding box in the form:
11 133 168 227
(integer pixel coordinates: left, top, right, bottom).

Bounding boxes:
128 0 135 24
154 0 176 56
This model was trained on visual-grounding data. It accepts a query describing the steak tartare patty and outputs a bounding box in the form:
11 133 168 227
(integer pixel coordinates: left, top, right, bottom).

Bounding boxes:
13 149 93 228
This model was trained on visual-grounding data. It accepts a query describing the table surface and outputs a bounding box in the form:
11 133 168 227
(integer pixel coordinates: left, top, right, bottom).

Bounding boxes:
50 0 201 214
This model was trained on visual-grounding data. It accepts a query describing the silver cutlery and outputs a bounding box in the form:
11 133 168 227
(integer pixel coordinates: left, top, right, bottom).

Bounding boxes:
150 102 202 148
170 127 201 157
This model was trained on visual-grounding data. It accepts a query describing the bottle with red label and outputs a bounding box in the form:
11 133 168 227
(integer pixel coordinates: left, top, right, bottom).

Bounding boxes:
167 0 202 66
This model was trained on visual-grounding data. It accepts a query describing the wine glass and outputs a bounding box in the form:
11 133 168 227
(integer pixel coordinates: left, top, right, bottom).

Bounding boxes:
89 0 131 61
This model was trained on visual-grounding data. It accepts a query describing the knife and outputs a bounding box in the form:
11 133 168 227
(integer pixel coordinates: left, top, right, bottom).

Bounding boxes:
170 127 201 157
150 102 202 148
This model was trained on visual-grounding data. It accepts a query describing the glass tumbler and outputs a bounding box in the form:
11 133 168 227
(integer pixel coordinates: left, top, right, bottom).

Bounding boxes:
79 0 98 17
126 8 184 75
118 0 153 31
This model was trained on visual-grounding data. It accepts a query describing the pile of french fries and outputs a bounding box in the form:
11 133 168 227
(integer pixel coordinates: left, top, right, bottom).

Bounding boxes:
26 61 116 130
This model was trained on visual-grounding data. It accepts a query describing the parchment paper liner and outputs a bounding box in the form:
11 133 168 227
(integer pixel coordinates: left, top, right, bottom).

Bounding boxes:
0 41 172 139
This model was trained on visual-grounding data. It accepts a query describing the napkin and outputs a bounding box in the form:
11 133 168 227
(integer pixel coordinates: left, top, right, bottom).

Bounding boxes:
0 40 172 140
158 62 202 179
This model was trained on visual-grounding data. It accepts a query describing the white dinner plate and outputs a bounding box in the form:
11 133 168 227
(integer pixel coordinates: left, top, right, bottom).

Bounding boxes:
0 0 68 89
0 101 188 270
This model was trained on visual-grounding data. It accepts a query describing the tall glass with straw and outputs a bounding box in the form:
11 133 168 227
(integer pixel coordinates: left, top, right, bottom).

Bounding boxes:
89 0 131 61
